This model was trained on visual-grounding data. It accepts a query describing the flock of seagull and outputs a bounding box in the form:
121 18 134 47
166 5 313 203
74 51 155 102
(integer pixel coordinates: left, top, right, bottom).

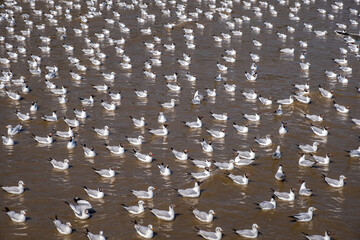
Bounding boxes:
1 0 360 239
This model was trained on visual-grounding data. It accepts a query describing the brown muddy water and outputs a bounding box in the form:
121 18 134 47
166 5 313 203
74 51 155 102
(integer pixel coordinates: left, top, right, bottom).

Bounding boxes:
0 0 360 239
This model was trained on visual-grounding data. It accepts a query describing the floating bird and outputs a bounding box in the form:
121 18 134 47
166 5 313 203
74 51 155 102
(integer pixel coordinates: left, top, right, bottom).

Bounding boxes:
272 188 295 201
4 207 26 222
48 158 69 170
272 146 282 159
289 207 316 222
51 215 72 235
83 186 104 199
233 224 259 239
133 149 153 163
255 197 276 210
275 165 285 181
133 220 154 239
176 181 201 198
131 186 155 199
191 208 215 223
122 200 145 215
196 227 223 240
93 166 115 178
303 231 331 240
86 228 105 240
299 180 313 196
323 174 346 187
150 204 175 221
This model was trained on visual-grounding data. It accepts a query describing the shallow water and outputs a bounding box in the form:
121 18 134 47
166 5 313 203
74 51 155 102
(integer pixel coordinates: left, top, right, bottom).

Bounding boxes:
1 0 360 239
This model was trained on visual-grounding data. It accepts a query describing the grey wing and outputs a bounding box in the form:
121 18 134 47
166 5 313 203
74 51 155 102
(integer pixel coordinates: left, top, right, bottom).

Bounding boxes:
275 192 289 199
135 224 148 235
236 229 252 236
325 177 338 185
293 213 309 221
179 188 195 196
259 201 273 209
152 209 170 218
3 186 21 193
193 210 207 220
199 230 216 239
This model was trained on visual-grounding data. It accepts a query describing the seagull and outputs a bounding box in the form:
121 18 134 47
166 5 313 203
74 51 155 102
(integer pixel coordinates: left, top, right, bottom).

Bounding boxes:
214 159 234 170
158 163 171 176
201 139 213 152
6 124 22 136
48 158 70 170
64 117 80 127
234 149 256 160
233 224 260 239
52 215 72 234
210 112 228 121
105 143 124 154
86 228 106 240
135 89 148 98
66 137 76 149
289 207 316 222
161 99 176 109
279 122 288 135
131 186 155 199
93 166 115 178
2 135 14 145
310 153 331 165
255 134 272 146
272 146 282 159
148 125 168 136
158 112 167 123
133 220 154 239
82 144 96 157
192 158 212 169
4 207 26 222
318 85 333 98
323 174 346 187
299 180 313 196
333 101 349 113
310 124 329 136
191 208 215 222
190 168 211 180
133 149 153 163
55 127 74 138
275 165 285 181
42 111 58 122
226 172 249 185
274 105 283 115
130 116 145 127
93 126 110 136
345 146 360 157
126 135 144 145
277 96 294 105
272 188 295 201
206 128 225 138
171 147 188 160
122 200 145 214
150 204 175 221
109 91 121 100
297 142 319 153
176 181 201 198
101 100 116 111
258 95 272 105
196 227 223 240
15 111 30 121
32 133 53 144
243 112 260 121
74 108 87 119
64 200 90 219
183 116 203 128
304 113 324 122
299 154 316 167
83 186 104 199
255 197 276 210
303 231 331 240
233 122 249 133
